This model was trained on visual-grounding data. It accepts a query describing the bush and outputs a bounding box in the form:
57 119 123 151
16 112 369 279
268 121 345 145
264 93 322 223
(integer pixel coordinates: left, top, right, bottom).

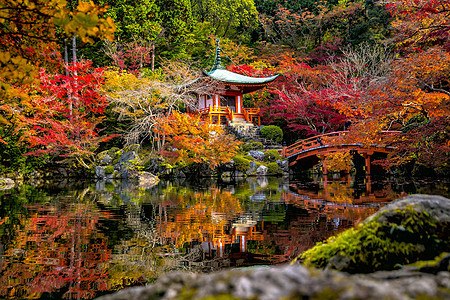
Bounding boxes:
244 155 255 161
233 156 251 172
264 149 281 162
260 125 283 143
267 162 282 175
104 165 115 174
241 141 264 153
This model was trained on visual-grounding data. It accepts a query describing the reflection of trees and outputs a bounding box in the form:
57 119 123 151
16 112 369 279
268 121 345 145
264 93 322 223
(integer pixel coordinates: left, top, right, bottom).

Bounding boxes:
156 189 244 248
0 192 112 299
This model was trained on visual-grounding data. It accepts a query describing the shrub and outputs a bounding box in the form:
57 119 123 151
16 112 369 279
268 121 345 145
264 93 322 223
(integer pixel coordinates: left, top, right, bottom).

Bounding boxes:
260 125 283 143
233 156 251 172
104 165 115 174
267 162 282 175
264 149 281 162
241 141 264 153
244 155 255 161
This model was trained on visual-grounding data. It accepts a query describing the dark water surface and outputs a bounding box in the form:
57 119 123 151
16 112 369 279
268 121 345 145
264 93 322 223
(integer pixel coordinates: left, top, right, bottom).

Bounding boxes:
0 175 448 299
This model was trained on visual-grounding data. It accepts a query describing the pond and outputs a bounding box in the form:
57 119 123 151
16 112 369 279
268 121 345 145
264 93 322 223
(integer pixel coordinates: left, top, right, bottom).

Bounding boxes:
0 175 448 299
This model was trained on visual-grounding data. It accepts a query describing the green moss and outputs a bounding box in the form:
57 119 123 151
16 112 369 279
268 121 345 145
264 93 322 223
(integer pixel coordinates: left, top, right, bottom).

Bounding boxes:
241 141 264 153
244 155 255 161
311 288 342 300
264 150 281 162
260 125 283 143
123 144 140 153
104 165 114 174
200 295 241 300
107 147 120 159
299 206 449 273
233 155 251 172
267 162 282 175
407 252 450 271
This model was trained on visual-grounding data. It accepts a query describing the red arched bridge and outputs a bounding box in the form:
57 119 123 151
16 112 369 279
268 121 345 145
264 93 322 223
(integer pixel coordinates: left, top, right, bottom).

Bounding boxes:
280 131 401 174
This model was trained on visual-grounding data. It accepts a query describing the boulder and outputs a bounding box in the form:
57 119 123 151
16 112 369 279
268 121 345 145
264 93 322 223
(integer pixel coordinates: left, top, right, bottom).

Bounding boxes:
276 159 289 172
95 166 106 178
300 194 450 273
95 263 450 300
139 172 160 189
248 150 265 161
256 165 268 176
98 154 113 166
119 151 140 165
247 161 258 175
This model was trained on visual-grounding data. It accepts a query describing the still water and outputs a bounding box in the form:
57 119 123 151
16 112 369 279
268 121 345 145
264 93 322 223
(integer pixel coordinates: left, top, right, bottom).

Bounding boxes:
0 175 448 299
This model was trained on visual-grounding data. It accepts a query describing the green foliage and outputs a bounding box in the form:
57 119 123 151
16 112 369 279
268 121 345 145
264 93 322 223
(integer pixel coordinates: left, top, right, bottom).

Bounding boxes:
264 149 281 162
191 0 258 41
233 155 251 172
244 155 255 161
267 162 282 175
104 165 115 174
241 141 264 153
101 0 161 41
402 114 430 133
0 133 49 175
260 125 283 143
299 206 449 273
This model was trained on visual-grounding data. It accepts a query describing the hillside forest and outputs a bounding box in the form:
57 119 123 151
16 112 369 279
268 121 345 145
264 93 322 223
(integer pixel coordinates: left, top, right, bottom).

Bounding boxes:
0 0 449 177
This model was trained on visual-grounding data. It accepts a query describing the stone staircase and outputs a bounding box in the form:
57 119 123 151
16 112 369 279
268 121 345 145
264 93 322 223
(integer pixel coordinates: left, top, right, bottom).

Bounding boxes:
226 116 262 141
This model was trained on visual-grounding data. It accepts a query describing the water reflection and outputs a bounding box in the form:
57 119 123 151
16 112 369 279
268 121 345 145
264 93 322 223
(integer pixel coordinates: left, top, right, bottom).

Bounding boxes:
0 176 448 299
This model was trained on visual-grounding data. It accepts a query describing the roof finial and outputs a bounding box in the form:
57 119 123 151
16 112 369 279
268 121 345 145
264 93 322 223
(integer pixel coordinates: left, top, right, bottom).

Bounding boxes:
213 38 224 71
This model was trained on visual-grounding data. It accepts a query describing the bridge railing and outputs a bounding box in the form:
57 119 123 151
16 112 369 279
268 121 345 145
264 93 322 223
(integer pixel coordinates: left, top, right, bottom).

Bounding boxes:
284 131 349 158
283 131 401 158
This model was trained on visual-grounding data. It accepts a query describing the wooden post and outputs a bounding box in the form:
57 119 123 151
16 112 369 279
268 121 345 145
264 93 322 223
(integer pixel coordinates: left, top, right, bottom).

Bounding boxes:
366 175 372 194
363 153 371 175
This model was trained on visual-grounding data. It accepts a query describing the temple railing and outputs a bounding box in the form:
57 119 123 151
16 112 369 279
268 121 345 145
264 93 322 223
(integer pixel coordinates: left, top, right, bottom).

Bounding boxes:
198 106 260 125
242 108 261 126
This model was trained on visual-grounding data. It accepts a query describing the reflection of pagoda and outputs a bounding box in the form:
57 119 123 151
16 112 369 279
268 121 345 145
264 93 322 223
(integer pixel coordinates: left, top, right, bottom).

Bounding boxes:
192 39 279 126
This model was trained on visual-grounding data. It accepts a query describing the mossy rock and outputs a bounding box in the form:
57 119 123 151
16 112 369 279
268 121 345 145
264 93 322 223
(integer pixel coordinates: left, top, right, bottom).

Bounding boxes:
107 147 120 160
299 194 450 273
96 150 109 161
123 144 140 154
240 141 264 153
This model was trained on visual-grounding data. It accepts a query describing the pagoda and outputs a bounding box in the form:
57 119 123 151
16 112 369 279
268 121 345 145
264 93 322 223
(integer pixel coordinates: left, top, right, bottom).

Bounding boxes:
192 39 279 126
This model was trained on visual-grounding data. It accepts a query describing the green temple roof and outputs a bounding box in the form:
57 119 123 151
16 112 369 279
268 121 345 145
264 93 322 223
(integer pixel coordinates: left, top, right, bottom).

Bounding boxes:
203 69 279 85
203 39 279 87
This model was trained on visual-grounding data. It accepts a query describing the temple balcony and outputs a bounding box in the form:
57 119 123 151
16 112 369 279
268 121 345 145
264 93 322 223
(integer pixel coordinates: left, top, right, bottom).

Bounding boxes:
196 106 261 126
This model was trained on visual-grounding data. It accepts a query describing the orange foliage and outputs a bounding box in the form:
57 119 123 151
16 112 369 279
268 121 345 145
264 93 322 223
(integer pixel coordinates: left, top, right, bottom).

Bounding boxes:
154 111 241 168
156 189 244 248
322 151 352 173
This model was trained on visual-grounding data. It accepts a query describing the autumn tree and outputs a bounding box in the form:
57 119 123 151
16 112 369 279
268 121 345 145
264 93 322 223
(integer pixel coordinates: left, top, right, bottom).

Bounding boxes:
154 111 241 168
191 0 259 40
103 60 207 148
249 55 347 140
386 0 450 50
21 60 117 168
